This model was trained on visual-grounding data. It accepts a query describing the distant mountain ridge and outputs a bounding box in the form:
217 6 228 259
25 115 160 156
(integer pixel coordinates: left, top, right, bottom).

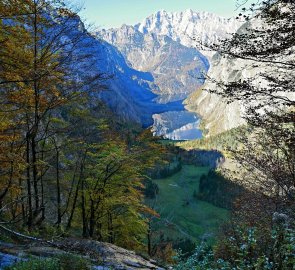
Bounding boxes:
96 10 241 138
98 10 240 101
135 9 240 49
60 15 188 127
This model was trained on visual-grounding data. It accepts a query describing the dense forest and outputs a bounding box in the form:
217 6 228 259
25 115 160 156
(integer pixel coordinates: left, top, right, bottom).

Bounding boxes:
0 0 294 269
0 0 168 252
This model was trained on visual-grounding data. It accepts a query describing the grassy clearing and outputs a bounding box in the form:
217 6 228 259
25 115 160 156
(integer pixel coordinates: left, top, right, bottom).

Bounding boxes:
147 165 229 244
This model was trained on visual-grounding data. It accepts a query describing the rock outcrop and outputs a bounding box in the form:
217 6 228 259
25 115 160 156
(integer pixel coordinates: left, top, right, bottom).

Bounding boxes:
0 239 165 270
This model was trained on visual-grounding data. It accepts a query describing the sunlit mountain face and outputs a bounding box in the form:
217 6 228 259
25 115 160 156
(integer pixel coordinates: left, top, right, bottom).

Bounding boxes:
96 10 241 140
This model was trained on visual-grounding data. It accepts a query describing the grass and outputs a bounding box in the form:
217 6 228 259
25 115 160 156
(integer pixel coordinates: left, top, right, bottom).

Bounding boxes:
147 165 229 244
4 253 91 270
4 258 60 270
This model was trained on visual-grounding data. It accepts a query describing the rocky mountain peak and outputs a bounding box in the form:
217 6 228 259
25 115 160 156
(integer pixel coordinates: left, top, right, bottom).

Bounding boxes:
135 9 241 48
95 10 245 138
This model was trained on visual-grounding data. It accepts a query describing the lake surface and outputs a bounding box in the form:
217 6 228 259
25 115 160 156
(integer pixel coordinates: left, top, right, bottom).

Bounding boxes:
152 98 203 140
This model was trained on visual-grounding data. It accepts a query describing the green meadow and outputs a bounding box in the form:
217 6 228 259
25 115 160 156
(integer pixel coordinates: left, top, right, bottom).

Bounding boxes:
147 165 229 243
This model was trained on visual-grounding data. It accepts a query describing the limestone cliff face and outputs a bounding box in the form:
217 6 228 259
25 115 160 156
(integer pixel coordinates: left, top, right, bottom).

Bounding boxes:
185 17 295 137
185 53 247 136
96 10 240 103
97 10 241 138
136 10 240 50
97 10 241 103
98 25 209 103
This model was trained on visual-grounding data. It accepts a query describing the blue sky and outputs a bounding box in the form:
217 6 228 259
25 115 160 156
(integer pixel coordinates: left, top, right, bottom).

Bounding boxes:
77 0 241 29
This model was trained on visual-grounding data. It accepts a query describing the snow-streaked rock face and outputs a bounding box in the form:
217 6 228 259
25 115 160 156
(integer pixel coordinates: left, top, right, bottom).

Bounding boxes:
60 14 190 127
98 25 209 102
98 10 241 100
136 10 241 55
96 10 241 139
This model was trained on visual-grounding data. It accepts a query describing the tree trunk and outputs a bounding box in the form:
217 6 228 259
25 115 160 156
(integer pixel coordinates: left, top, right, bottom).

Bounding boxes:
32 0 40 217
89 199 95 237
31 136 39 212
108 212 114 243
147 221 152 256
56 146 62 226
26 136 33 229
66 177 80 229
81 175 87 237
40 139 47 221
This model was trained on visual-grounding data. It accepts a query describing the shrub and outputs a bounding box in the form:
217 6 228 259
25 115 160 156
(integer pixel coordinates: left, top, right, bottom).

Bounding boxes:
174 226 295 270
5 258 59 270
5 253 91 270
57 253 90 270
